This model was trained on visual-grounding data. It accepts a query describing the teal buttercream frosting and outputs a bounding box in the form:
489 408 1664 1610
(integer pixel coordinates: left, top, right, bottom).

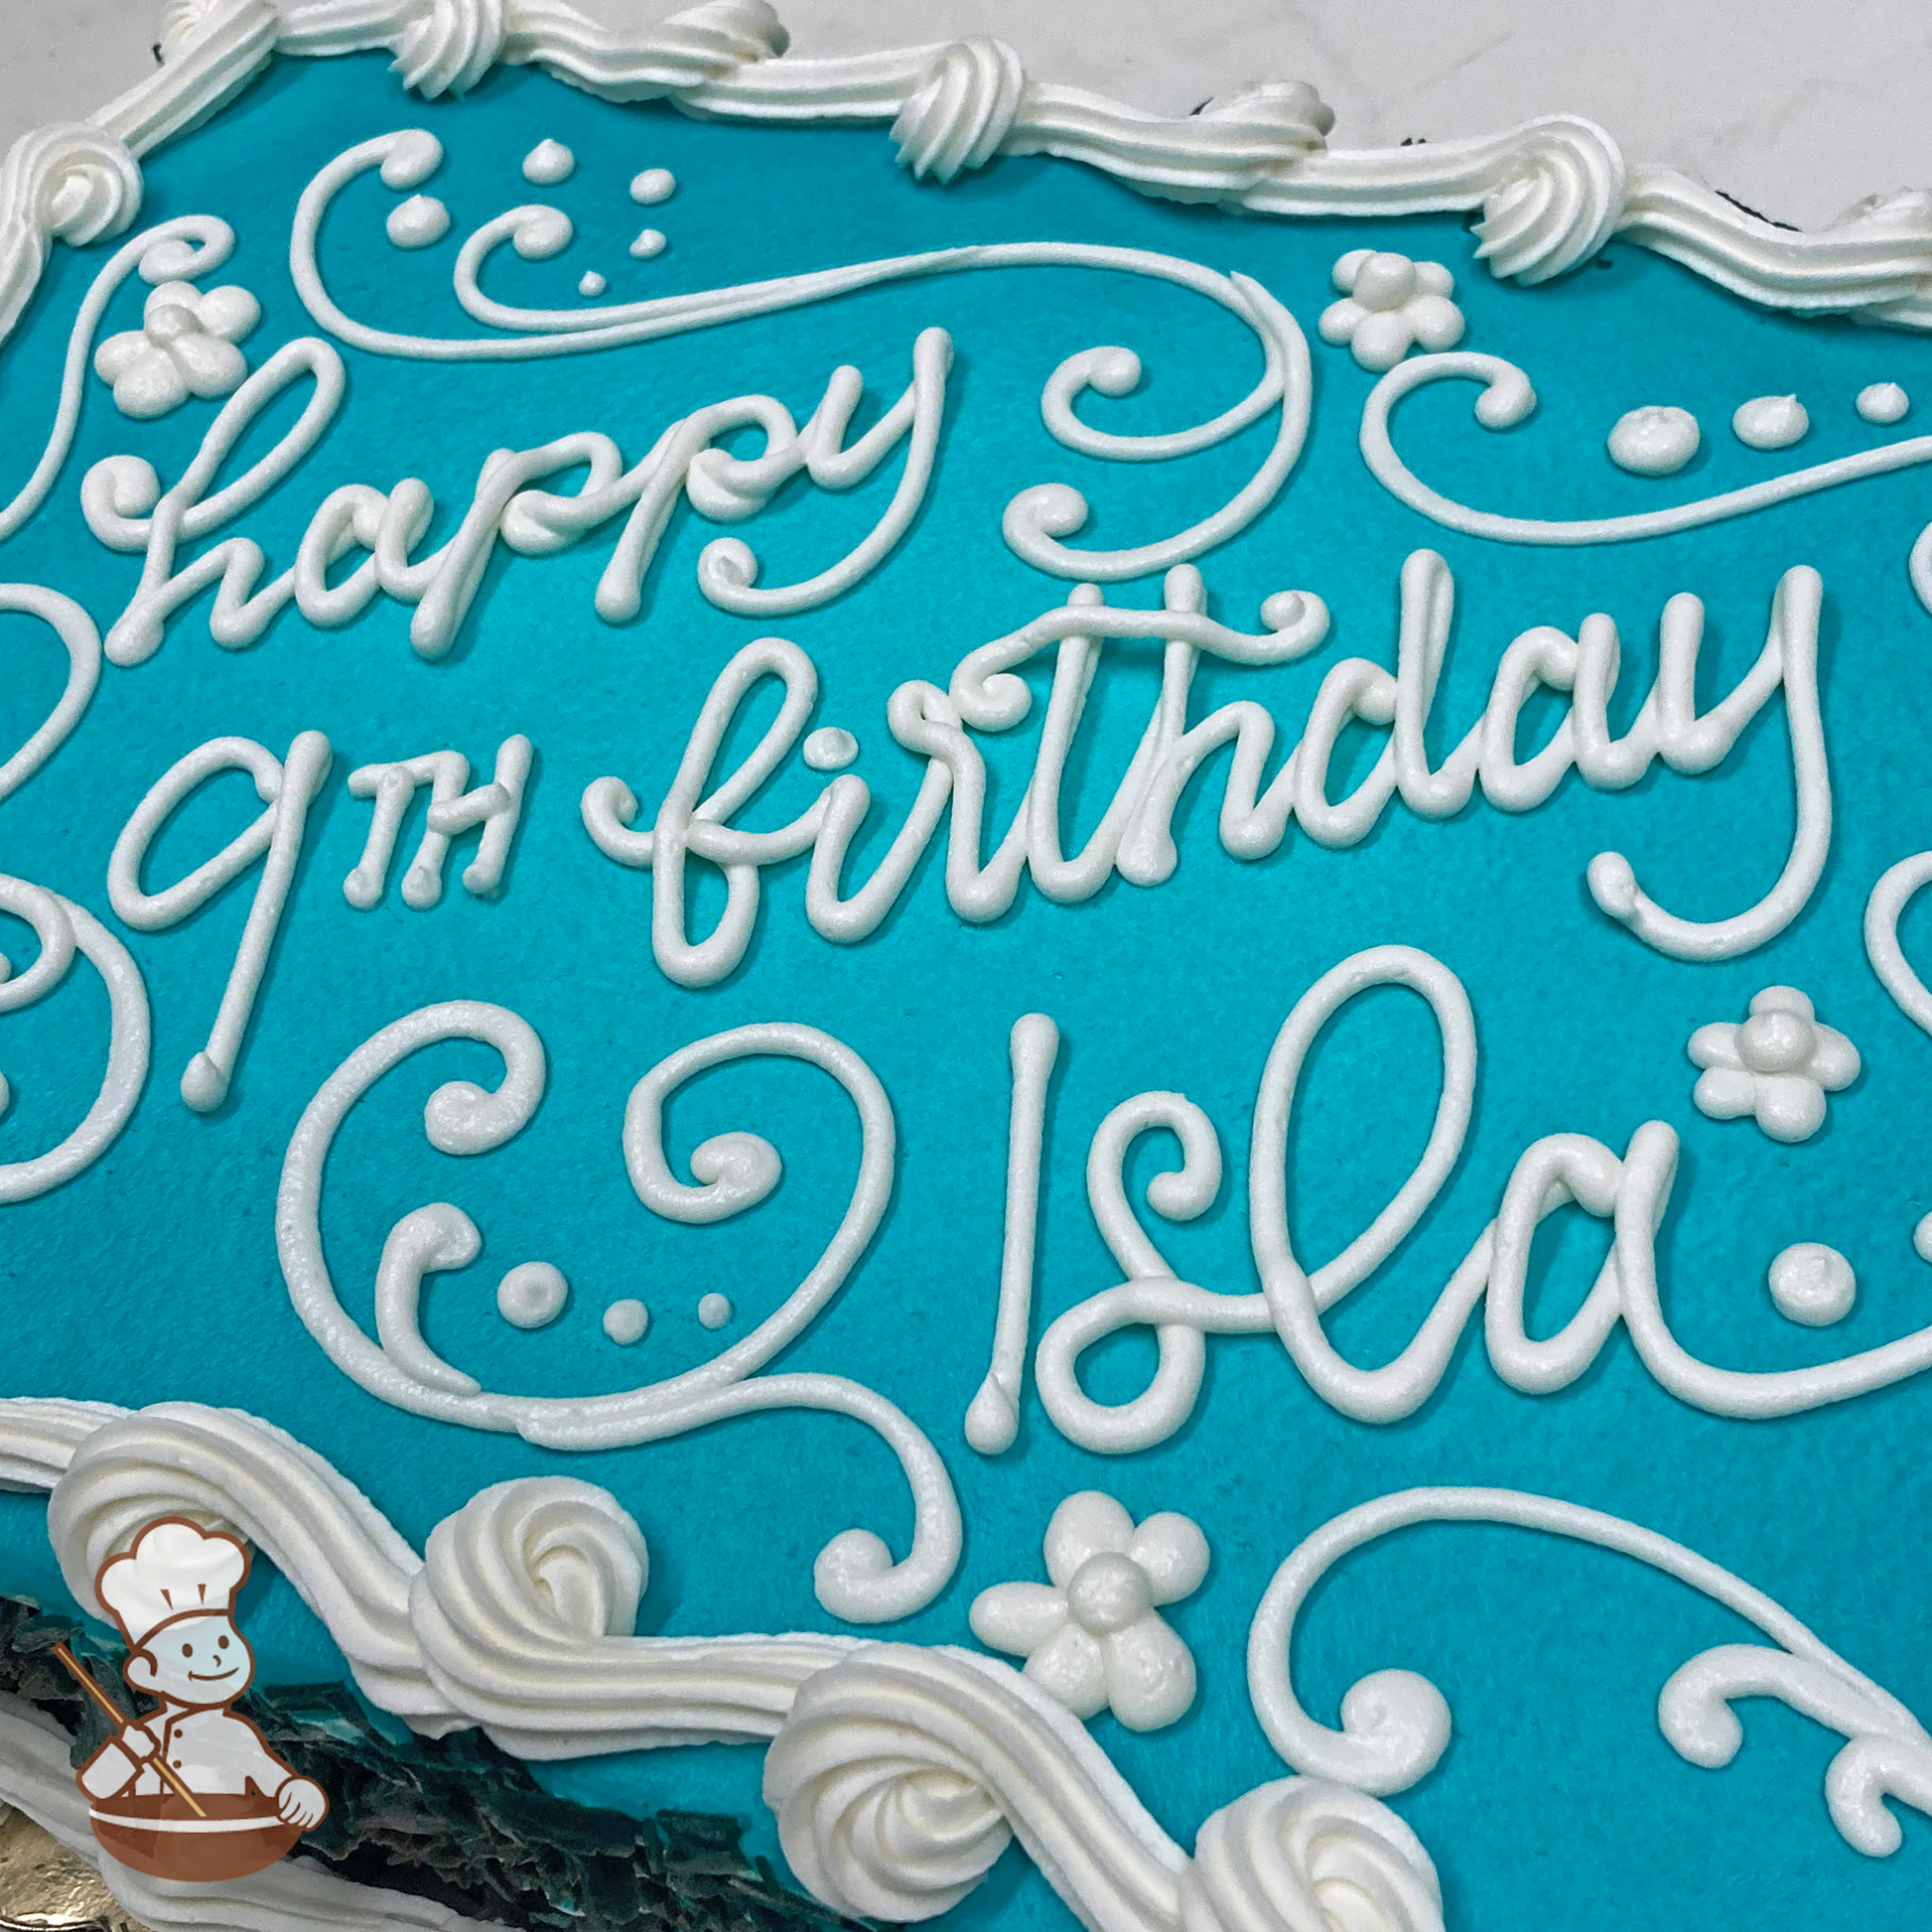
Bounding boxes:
2 47 1931 1932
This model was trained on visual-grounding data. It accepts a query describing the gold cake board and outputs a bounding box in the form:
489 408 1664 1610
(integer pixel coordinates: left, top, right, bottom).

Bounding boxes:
0 1808 148 1932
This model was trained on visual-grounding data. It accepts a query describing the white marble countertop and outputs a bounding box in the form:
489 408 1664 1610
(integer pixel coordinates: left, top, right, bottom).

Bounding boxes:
4 0 1928 233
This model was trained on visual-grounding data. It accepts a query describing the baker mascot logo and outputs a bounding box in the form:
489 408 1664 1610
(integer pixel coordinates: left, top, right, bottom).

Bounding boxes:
69 1517 328 1881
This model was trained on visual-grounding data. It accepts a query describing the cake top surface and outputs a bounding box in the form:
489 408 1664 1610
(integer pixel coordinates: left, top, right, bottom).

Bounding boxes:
0 8 1930 1932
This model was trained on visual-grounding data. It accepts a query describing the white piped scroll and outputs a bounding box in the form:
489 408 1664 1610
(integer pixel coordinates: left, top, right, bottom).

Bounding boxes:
1865 851 1932 1037
275 1002 962 1621
291 128 1312 585
6 0 1932 429
1247 1486 1932 1858
107 729 332 1111
0 877 148 1204
1364 350 1932 547
0 584 99 805
345 736 531 909
0 214 235 549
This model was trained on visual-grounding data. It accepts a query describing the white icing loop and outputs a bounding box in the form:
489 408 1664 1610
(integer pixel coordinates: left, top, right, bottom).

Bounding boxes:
279 1002 961 1621
1864 850 1932 1037
1247 1485 1932 1856
1363 350 1932 545
0 584 100 804
1003 273 1310 581
0 877 149 1204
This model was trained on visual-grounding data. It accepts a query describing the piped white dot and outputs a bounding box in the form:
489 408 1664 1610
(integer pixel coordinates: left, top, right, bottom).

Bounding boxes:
1916 1211 1932 1264
386 195 451 249
630 168 676 206
497 1261 568 1330
697 1293 734 1330
578 270 607 299
803 727 859 771
629 227 667 260
1766 1243 1856 1326
1858 381 1909 425
523 138 575 186
1607 405 1699 476
604 1298 650 1344
1732 394 1808 451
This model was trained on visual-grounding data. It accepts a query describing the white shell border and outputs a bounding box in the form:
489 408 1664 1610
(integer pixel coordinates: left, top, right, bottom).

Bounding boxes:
5 0 1932 357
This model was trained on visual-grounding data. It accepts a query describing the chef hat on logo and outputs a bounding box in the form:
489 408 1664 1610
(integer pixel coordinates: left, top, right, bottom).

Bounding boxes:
97 1518 250 1649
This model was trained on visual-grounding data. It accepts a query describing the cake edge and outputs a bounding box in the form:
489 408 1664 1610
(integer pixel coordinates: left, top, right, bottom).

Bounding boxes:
4 0 1932 369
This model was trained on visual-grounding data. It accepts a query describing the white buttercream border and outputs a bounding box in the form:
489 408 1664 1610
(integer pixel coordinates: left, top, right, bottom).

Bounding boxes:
6 1398 1929 1932
3 0 1931 359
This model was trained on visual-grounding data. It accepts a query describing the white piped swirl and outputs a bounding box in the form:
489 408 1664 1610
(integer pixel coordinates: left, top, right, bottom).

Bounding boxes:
1472 116 1624 283
764 1642 1186 1925
0 122 142 340
408 1475 851 1756
392 0 507 98
24 124 143 245
1178 1778 1445 1932
892 38 1026 184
